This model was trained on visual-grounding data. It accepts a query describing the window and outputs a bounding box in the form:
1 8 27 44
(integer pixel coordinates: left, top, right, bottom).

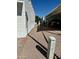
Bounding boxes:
17 2 23 16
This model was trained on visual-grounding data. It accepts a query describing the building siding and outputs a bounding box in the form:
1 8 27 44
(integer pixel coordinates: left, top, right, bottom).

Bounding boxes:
17 0 35 38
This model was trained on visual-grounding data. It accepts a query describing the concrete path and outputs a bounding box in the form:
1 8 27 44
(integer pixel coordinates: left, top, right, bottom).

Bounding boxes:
17 26 61 59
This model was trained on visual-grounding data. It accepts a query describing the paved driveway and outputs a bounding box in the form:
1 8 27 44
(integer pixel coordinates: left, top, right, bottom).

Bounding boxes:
17 26 61 59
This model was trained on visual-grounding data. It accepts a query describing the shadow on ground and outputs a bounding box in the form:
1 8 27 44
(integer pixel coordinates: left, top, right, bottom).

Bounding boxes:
36 45 47 58
28 34 47 51
28 34 61 59
37 24 61 32
36 45 60 59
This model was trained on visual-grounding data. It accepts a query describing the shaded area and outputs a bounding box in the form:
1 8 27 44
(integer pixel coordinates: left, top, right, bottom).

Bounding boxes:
36 5 61 32
36 45 61 59
45 5 61 31
17 25 61 59
54 54 61 59
25 12 28 33
28 32 61 59
28 34 47 51
42 32 48 43
48 19 61 30
36 45 47 59
37 24 60 32
47 31 61 35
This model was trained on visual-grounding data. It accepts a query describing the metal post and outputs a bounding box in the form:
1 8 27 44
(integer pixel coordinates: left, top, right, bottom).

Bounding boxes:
47 36 56 59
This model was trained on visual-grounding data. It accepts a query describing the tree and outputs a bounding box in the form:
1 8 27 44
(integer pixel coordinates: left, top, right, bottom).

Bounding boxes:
35 16 41 25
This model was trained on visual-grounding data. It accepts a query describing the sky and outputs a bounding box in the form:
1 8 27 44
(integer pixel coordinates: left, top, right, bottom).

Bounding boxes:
31 0 61 17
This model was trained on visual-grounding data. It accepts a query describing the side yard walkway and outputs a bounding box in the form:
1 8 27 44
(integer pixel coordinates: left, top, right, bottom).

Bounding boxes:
17 26 61 59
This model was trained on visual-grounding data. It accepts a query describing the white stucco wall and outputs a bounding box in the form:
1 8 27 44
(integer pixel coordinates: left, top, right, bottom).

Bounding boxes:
17 0 35 38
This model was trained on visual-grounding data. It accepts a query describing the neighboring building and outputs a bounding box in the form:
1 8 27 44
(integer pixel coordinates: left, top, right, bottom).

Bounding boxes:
45 4 61 29
17 0 35 38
